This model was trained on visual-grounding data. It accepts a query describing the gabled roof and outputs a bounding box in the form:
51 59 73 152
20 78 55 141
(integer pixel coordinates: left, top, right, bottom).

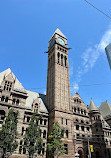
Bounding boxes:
89 98 99 112
26 90 48 114
51 27 67 39
71 92 83 102
99 101 111 118
0 68 26 93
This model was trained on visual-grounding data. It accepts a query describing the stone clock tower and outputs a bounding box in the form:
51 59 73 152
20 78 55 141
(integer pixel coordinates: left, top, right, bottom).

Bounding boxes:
46 28 71 113
46 28 74 157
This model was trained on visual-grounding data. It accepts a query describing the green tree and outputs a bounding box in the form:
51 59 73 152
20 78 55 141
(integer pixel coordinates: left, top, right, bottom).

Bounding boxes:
47 121 66 158
0 109 18 158
23 113 43 158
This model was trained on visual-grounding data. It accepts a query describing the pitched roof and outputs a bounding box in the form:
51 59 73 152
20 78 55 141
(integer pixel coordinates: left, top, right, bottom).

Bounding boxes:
51 27 67 39
99 101 111 118
0 68 26 93
89 98 99 112
26 90 48 113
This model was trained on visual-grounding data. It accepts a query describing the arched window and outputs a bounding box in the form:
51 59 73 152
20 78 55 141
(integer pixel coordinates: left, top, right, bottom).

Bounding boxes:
61 54 63 66
78 108 80 113
76 125 79 130
81 120 84 124
81 109 83 114
81 126 84 131
64 56 67 67
34 103 38 113
57 52 60 64
75 119 78 123
84 110 86 115
43 130 46 138
74 107 76 113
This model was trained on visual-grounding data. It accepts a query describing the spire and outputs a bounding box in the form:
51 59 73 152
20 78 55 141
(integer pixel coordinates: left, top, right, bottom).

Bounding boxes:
89 98 99 112
51 27 67 39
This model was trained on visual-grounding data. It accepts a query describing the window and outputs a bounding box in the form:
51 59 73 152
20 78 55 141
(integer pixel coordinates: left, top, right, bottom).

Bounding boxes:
66 130 68 138
81 120 84 124
64 56 67 67
76 125 79 130
1 96 5 102
43 130 46 139
57 52 60 64
16 99 19 105
61 54 63 66
81 109 83 114
0 110 5 120
64 144 68 154
34 103 38 112
78 108 80 113
87 127 89 131
5 97 8 102
4 81 12 91
44 120 47 125
42 143 45 155
81 126 84 131
21 127 24 136
23 148 26 154
75 119 78 123
74 107 76 113
19 146 22 154
84 110 86 115
76 134 80 139
40 119 43 125
66 119 67 125
27 117 30 123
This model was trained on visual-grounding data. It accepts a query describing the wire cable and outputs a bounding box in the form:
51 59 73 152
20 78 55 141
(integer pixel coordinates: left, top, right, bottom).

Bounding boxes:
83 0 111 20
26 82 111 90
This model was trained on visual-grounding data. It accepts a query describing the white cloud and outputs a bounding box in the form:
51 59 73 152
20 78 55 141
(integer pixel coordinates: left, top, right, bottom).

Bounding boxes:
71 24 111 93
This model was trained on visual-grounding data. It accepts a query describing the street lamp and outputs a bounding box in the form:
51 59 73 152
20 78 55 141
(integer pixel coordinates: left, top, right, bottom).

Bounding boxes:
75 153 80 158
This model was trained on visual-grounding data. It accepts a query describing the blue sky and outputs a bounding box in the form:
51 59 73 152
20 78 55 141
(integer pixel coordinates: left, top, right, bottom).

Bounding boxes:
0 0 111 107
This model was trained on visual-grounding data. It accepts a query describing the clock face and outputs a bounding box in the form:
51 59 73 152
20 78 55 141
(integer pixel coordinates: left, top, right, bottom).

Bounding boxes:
57 38 65 46
50 39 55 48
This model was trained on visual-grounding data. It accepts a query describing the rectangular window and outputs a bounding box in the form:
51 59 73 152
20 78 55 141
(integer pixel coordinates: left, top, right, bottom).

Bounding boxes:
64 144 68 154
66 119 67 125
76 134 80 139
4 81 12 91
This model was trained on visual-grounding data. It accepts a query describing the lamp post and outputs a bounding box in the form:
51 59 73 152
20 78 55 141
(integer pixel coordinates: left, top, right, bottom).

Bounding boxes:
87 131 91 158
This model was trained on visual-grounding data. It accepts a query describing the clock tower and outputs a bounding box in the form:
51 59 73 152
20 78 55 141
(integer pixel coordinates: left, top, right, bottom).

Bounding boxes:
46 28 71 113
46 28 74 157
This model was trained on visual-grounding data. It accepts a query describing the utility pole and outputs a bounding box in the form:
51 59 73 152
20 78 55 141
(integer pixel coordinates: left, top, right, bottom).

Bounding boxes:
87 131 91 158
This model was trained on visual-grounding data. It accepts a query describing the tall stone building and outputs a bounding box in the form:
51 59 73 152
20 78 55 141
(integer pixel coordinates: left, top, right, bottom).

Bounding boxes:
0 28 111 158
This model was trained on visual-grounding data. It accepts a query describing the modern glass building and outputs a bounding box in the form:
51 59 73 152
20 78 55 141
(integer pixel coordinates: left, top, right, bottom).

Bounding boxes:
105 43 111 70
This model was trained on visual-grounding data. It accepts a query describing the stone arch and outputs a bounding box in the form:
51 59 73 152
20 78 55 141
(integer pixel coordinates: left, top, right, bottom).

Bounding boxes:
77 147 84 158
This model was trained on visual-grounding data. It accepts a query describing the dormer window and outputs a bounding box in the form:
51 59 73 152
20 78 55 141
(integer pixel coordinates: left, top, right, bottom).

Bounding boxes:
4 81 12 91
34 103 38 113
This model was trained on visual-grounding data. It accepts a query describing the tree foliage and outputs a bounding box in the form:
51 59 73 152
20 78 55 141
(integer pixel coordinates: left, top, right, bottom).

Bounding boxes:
0 109 18 158
47 121 65 158
23 113 43 158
